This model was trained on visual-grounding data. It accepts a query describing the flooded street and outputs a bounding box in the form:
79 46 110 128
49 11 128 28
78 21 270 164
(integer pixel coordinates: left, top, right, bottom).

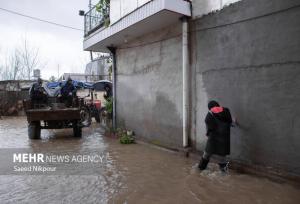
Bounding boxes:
0 117 299 204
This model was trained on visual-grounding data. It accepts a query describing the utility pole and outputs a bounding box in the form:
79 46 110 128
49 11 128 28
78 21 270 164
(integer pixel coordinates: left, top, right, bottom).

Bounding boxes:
57 64 60 80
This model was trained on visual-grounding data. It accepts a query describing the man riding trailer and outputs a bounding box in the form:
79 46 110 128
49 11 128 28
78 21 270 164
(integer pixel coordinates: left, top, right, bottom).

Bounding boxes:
60 77 76 107
29 78 47 107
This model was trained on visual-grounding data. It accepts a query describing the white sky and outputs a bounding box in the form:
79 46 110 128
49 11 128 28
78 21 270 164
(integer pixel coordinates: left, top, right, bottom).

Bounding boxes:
0 0 96 79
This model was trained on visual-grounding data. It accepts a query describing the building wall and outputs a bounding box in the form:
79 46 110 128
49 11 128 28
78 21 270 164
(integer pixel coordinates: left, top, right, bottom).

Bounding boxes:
110 0 151 24
116 23 183 148
0 90 29 116
113 0 300 175
190 0 300 174
110 0 243 24
0 80 34 91
192 0 241 18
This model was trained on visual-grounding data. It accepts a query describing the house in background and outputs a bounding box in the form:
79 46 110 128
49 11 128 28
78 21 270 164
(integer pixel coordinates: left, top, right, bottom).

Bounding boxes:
60 55 112 83
82 0 300 177
85 56 112 81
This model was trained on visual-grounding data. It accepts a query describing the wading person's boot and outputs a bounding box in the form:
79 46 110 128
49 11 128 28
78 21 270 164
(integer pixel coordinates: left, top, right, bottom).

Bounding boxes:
218 162 228 173
198 157 209 170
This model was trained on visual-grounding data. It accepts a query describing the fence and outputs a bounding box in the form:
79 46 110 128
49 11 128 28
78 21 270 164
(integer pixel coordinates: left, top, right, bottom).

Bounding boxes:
0 90 29 116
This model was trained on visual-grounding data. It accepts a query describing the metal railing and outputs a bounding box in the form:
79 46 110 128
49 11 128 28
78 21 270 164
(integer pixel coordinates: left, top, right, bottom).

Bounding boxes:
84 5 109 37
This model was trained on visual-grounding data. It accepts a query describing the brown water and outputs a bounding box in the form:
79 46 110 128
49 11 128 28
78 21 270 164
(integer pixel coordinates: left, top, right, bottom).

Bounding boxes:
0 117 299 204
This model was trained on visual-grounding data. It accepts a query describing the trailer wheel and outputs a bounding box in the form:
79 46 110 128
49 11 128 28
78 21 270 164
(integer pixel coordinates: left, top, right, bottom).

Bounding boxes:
73 121 82 138
28 121 41 139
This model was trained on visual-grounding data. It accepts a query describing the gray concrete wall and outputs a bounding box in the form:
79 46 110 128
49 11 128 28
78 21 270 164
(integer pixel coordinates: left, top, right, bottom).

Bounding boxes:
114 0 300 175
115 23 183 148
191 0 300 174
0 91 28 116
192 0 241 18
0 80 34 91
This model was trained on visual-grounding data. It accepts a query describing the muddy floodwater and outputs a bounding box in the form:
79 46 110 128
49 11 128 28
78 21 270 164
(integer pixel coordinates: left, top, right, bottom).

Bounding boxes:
0 117 299 204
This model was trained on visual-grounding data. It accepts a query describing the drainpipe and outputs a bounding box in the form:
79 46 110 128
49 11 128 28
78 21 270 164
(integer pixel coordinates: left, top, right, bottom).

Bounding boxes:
181 16 189 148
107 47 117 129
90 51 93 61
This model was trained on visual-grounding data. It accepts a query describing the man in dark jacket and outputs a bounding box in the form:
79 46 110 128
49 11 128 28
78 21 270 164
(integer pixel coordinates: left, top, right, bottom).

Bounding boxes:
29 78 47 105
198 100 233 172
60 77 75 107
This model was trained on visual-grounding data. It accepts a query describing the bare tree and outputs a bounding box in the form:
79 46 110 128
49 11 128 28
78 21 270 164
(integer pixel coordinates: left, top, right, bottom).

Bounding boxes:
0 62 5 81
11 49 22 80
0 49 22 80
0 37 44 80
20 38 43 80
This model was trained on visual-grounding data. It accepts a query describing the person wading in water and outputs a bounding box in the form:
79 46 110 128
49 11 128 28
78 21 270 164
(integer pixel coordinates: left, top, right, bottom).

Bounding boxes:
198 100 234 172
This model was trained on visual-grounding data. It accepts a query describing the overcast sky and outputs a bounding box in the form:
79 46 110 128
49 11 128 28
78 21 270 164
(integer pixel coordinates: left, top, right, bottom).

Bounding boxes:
0 0 97 79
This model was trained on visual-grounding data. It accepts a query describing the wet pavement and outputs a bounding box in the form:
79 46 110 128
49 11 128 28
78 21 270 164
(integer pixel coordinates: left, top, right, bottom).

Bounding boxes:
0 117 299 204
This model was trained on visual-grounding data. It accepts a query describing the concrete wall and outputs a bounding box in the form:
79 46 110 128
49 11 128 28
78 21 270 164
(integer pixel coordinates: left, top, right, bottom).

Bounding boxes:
192 0 241 18
116 23 183 148
0 80 34 91
114 0 300 175
0 91 28 116
190 0 300 174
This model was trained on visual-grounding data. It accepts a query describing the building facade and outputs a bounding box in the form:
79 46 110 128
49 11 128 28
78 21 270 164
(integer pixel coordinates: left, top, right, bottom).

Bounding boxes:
83 0 300 176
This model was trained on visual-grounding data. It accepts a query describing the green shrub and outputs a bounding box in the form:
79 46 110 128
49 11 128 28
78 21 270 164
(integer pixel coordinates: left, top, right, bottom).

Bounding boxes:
96 0 110 27
120 134 135 144
104 97 113 114
108 126 135 144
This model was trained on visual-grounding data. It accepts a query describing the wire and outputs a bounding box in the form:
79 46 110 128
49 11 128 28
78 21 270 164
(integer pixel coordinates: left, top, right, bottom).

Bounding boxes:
0 7 83 31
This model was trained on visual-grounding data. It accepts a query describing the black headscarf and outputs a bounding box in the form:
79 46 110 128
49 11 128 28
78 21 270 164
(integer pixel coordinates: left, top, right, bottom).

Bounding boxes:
208 100 220 110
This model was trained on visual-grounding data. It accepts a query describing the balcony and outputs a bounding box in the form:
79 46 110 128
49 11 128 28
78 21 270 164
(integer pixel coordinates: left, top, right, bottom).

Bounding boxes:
83 0 191 52
84 4 110 37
